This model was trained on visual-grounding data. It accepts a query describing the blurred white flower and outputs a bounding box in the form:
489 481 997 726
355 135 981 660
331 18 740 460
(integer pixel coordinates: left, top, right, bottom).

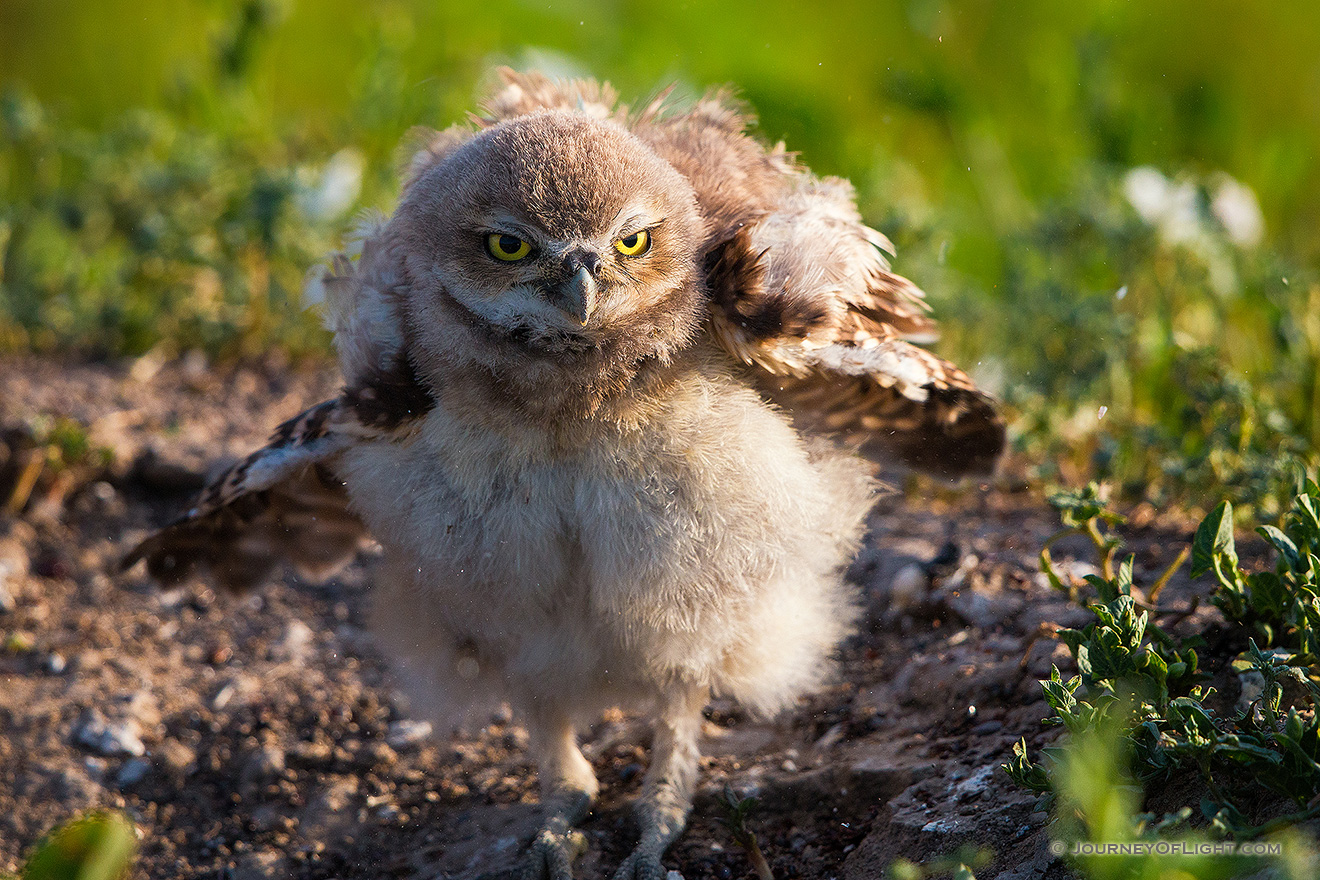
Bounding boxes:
1123 166 1172 224
296 148 364 222
1124 166 1201 245
1211 174 1265 247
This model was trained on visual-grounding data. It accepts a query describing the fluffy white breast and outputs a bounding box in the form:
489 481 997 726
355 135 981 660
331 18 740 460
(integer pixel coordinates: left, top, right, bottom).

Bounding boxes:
339 364 873 724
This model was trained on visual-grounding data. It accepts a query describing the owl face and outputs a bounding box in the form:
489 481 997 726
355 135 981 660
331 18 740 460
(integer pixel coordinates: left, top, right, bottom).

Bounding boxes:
395 111 707 360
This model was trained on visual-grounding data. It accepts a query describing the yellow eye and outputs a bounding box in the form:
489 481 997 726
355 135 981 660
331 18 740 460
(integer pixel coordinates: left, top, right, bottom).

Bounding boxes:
614 229 650 256
486 233 532 262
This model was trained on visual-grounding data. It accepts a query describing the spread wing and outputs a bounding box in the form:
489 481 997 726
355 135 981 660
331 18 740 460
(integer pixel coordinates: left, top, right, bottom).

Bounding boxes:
701 177 1006 477
122 366 433 591
644 93 1004 477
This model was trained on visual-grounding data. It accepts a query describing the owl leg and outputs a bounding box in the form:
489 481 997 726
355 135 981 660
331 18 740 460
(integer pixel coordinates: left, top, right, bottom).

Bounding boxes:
613 683 707 880
521 708 599 880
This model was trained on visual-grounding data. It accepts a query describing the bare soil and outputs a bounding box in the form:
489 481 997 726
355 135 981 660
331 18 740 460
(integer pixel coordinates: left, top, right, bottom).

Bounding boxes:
0 355 1232 880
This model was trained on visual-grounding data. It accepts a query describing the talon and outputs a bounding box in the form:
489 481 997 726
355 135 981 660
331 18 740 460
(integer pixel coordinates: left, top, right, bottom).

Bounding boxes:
612 845 668 880
522 825 588 880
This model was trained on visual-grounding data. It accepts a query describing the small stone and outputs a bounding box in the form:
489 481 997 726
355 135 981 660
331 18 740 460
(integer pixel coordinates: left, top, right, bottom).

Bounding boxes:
45 652 67 674
0 578 15 614
272 620 314 664
944 588 1015 630
75 709 146 757
116 757 152 787
888 564 929 614
1236 667 1266 716
386 719 433 751
212 680 238 711
812 722 847 752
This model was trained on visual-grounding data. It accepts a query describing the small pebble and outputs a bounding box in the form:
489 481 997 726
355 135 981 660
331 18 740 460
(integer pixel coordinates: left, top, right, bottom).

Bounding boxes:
812 721 847 752
212 680 239 710
75 710 146 757
386 719 433 750
888 563 929 614
273 620 314 663
116 757 152 787
45 652 67 674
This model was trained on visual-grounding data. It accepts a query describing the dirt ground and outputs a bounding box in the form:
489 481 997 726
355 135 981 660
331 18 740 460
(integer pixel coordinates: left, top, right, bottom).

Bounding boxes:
0 355 1238 880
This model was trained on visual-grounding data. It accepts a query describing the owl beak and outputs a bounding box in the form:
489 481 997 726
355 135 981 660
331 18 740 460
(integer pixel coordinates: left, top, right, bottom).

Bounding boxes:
558 264 598 326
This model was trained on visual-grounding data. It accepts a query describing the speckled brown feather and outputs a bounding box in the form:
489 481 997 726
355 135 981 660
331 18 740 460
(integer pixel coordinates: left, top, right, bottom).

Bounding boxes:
122 361 434 590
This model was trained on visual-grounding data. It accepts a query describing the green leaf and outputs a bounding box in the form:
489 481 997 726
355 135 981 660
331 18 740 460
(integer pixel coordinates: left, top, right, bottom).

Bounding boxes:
1192 501 1238 582
20 812 136 880
1258 524 1301 573
1245 571 1288 623
1001 738 1051 794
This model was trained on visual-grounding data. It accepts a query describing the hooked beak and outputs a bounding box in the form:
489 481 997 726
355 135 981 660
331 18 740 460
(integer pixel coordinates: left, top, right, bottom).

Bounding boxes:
556 252 600 325
559 266 597 325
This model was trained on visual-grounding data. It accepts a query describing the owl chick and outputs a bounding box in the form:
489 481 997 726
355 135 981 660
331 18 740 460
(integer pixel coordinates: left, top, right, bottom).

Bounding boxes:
125 70 1004 879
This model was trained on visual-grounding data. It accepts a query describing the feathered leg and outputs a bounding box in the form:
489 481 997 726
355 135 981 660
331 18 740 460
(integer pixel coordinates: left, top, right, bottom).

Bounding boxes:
522 708 599 880
613 683 707 880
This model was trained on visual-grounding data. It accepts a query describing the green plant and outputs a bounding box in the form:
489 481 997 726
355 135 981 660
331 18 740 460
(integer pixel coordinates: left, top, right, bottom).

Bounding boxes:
718 785 775 880
1195 489 1320 663
4 811 136 880
2 414 113 515
1005 480 1320 875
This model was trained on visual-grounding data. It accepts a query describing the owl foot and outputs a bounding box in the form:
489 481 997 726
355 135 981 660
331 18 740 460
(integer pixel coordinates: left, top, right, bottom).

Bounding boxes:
611 842 669 880
521 822 588 880
520 786 594 880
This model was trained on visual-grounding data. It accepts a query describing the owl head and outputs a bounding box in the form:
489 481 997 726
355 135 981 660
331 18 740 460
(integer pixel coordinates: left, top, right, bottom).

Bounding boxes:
390 111 709 409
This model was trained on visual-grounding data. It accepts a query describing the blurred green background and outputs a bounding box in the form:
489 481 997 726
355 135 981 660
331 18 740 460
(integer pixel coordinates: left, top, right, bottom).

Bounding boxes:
2 0 1318 512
